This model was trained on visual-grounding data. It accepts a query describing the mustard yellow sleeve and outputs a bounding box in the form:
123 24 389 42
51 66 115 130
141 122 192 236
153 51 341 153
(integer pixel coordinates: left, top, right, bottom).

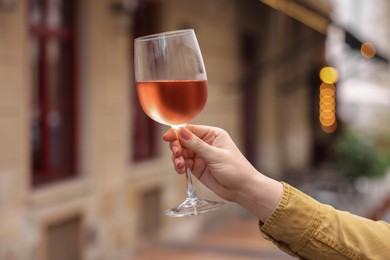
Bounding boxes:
259 182 390 260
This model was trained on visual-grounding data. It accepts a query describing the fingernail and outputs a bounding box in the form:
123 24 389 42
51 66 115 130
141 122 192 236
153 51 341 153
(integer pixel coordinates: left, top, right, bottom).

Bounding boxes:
172 146 179 155
174 158 181 168
179 128 191 140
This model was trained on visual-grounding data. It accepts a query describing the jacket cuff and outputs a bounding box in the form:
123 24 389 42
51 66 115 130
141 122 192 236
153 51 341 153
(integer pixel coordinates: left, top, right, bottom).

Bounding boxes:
259 182 324 256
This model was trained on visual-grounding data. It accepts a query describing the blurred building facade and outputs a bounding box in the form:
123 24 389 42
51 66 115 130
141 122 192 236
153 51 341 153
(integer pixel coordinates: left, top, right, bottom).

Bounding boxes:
0 0 331 259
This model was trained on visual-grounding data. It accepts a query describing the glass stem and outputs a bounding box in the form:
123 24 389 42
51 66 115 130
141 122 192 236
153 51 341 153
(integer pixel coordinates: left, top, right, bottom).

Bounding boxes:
173 126 198 200
185 167 198 199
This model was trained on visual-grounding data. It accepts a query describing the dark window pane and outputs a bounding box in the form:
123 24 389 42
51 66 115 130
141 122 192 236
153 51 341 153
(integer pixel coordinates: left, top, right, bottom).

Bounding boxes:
48 40 75 171
29 0 45 26
31 35 45 173
132 102 157 161
132 0 160 162
29 0 77 185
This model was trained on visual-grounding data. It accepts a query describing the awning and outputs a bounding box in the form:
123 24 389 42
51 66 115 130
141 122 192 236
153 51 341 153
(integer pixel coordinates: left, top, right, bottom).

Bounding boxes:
259 0 332 35
259 0 389 63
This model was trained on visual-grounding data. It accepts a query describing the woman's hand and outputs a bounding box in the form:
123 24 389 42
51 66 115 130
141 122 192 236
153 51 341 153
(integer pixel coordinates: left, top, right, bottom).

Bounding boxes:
163 125 259 202
163 124 283 222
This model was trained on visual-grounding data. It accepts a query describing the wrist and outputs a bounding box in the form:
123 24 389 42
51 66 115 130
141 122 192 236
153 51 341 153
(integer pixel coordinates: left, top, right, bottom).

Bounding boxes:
236 172 283 222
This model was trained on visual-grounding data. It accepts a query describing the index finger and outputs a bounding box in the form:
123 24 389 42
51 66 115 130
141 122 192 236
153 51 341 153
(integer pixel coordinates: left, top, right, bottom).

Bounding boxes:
162 128 177 142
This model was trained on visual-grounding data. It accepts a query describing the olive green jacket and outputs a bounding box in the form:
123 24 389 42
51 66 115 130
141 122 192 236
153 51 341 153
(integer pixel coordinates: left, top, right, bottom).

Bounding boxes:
260 182 390 259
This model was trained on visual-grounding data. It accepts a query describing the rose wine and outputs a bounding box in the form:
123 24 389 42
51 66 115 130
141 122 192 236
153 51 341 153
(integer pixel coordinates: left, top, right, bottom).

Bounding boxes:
136 80 207 126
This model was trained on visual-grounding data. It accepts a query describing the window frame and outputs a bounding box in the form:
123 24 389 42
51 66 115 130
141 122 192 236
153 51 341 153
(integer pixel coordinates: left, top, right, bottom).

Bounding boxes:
131 0 160 162
29 0 78 186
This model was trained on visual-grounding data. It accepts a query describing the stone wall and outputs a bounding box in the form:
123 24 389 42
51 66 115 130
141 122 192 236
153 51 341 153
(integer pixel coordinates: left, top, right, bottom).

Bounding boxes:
0 1 30 259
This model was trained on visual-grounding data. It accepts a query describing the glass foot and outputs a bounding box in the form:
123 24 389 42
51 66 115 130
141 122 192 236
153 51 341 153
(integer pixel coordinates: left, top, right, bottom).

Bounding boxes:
164 197 225 217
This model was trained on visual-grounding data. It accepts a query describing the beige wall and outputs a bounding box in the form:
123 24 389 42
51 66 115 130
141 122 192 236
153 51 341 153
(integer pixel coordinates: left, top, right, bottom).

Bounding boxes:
0 1 30 258
237 2 326 178
161 0 242 143
78 0 132 258
257 12 318 177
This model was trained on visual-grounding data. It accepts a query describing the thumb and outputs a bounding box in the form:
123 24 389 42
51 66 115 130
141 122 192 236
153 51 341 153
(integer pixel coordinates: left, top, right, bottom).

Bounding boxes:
178 128 213 159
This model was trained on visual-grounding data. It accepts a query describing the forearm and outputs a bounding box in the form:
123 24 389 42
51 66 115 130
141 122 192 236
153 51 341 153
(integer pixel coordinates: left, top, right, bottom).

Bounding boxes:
235 172 283 223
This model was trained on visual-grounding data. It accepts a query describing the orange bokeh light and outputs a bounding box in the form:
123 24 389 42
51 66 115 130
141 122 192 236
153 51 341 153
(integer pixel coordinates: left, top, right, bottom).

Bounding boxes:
361 42 376 59
319 113 336 126
322 121 337 133
320 103 335 112
320 96 335 104
320 82 335 93
319 82 336 133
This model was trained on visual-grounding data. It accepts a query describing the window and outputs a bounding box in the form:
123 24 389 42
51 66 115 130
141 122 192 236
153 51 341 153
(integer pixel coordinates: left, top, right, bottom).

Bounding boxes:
29 0 77 185
132 1 160 161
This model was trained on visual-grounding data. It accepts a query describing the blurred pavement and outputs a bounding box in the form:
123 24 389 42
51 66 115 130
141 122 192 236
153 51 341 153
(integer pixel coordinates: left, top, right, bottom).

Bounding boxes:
134 216 294 260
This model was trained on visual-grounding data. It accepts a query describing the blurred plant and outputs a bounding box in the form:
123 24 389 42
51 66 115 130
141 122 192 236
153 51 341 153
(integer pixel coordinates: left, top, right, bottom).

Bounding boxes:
335 129 390 182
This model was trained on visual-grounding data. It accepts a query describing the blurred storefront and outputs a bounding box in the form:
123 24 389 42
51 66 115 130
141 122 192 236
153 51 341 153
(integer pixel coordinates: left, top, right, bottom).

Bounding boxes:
0 0 333 259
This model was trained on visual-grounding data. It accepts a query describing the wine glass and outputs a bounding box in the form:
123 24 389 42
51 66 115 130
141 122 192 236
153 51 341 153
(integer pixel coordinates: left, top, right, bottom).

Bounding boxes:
134 29 224 217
